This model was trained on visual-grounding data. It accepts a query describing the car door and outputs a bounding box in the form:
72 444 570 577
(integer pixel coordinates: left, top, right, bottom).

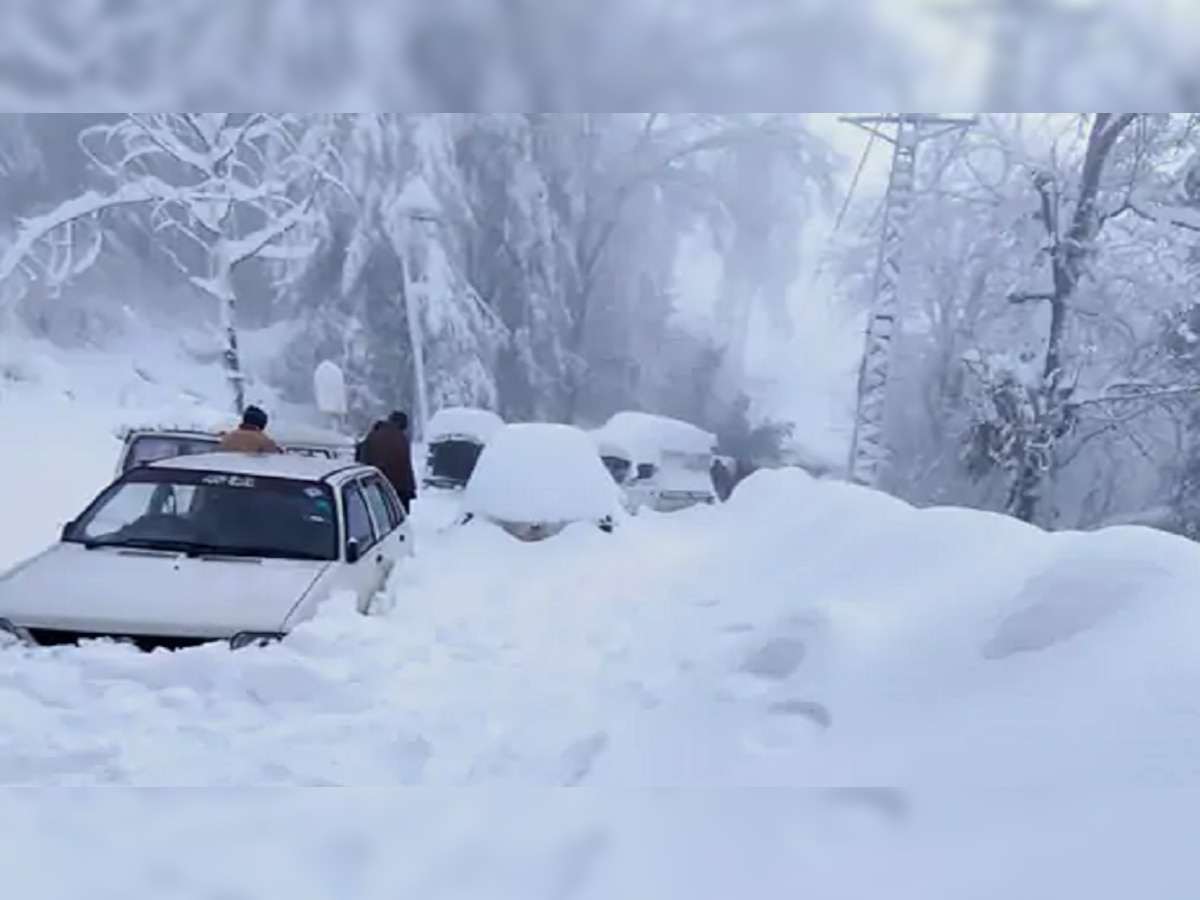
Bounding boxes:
359 474 409 586
340 480 384 612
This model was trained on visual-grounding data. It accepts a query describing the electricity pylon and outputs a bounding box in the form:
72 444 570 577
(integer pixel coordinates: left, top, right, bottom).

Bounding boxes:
841 113 976 488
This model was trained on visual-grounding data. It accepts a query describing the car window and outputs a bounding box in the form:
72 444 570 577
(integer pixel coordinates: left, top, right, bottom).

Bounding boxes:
427 438 483 483
69 469 338 561
361 476 400 533
343 483 376 549
126 435 219 471
377 476 406 527
285 447 334 459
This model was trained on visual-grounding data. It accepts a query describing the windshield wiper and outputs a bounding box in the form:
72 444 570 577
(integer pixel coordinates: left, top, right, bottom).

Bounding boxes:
185 544 331 562
81 537 194 553
79 536 328 562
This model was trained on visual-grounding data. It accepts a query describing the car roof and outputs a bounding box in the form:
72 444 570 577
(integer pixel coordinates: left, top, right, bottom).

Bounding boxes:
147 452 363 482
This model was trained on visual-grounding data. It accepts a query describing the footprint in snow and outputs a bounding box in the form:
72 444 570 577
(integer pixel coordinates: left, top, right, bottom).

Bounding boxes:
559 731 609 786
739 636 806 681
741 699 832 756
819 788 910 826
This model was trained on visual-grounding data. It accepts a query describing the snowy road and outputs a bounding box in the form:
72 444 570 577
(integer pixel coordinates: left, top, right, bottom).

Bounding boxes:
0 490 738 786
6 428 1200 895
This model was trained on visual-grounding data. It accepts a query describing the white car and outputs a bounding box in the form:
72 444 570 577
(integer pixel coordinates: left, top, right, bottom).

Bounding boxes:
461 422 623 541
592 411 718 513
114 420 357 478
0 453 413 651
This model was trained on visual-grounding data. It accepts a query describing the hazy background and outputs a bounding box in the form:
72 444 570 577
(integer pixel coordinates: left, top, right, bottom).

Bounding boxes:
2 0 1200 527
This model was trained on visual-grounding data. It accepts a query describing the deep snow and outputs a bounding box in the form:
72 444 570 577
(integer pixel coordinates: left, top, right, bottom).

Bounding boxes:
4 341 1200 896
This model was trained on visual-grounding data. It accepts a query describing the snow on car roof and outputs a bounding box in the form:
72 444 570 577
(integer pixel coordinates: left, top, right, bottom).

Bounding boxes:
426 406 504 442
589 430 635 461
594 411 716 459
116 411 354 447
148 452 358 482
463 422 621 524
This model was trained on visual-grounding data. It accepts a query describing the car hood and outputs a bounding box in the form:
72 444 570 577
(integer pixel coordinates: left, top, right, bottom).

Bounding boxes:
0 544 329 639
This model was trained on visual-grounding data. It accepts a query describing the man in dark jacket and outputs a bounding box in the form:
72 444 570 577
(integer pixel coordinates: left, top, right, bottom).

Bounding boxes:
357 410 418 512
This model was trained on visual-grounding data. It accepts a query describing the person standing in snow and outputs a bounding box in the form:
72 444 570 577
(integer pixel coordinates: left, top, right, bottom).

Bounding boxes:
218 405 282 454
357 410 418 513
711 457 734 502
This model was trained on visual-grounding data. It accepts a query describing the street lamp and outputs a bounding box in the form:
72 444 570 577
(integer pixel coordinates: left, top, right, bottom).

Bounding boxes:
391 175 441 442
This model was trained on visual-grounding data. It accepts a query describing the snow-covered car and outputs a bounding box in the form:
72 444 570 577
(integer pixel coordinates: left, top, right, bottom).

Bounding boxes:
0 453 413 651
114 416 356 479
461 422 623 541
592 411 718 513
422 406 505 491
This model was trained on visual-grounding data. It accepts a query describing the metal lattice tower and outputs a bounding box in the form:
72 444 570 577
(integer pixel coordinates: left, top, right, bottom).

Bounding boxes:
840 114 976 488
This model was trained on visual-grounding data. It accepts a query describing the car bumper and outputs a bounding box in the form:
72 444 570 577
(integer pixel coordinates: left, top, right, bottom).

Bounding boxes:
0 618 284 652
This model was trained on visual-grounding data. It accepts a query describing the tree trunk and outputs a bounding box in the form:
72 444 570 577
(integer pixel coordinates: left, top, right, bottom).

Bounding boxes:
1012 114 1137 524
213 257 246 415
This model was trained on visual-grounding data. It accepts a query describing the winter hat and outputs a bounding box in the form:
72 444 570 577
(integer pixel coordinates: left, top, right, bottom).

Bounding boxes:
388 410 409 429
242 405 269 430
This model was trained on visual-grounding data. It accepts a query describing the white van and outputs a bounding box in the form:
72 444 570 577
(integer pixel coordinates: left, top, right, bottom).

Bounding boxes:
592 411 717 513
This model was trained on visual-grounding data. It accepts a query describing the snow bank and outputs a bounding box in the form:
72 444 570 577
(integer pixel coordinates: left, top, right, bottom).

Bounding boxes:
593 466 1200 789
463 423 620 524
426 406 504 443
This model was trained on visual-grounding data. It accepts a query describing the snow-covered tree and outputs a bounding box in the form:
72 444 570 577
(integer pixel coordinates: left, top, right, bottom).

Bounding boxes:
0 113 340 412
275 115 505 430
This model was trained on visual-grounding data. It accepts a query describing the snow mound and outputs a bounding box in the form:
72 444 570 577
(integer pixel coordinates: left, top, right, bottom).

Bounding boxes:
591 466 1200 791
463 423 621 524
426 406 504 443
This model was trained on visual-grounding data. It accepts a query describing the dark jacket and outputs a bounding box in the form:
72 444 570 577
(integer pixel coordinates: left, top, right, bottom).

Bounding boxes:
357 420 417 499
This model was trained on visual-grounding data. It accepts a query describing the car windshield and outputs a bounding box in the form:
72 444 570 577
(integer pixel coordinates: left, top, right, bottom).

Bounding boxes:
427 438 484 483
66 467 338 561
600 455 631 485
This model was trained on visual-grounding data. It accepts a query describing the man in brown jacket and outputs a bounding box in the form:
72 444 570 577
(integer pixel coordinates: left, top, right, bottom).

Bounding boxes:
356 410 417 512
218 405 282 454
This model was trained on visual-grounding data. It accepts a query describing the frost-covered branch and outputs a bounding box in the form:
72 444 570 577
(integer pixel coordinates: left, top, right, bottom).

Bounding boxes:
0 176 176 290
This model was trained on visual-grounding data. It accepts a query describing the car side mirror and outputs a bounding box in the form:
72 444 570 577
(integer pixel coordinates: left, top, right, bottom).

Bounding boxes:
345 538 361 564
636 463 657 481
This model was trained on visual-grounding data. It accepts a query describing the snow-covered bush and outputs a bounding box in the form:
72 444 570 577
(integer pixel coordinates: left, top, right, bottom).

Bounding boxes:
962 350 1079 523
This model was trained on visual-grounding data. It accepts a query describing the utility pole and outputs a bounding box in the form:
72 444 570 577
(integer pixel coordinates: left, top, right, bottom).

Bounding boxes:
393 176 441 443
840 113 976 488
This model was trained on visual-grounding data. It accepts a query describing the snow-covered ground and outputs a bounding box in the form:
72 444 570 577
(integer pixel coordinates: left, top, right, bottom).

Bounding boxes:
4 340 1200 896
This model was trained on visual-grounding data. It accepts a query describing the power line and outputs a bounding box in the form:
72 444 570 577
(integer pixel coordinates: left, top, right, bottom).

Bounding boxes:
833 127 878 235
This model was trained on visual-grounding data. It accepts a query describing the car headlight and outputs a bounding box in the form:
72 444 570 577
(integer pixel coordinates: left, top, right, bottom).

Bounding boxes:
0 619 34 647
229 631 284 650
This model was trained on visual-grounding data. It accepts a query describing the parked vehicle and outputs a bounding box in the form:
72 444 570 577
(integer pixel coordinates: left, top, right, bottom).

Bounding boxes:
590 433 641 514
422 407 505 490
115 417 356 478
460 422 622 541
592 411 718 513
0 453 412 651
